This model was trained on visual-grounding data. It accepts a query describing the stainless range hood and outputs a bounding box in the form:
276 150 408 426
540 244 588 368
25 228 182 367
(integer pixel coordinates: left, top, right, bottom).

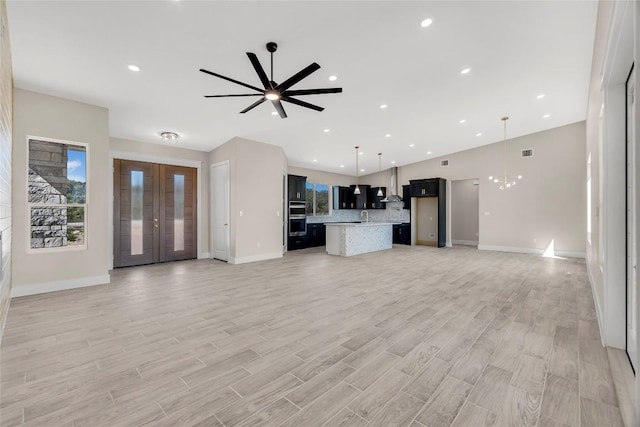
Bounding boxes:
381 167 402 203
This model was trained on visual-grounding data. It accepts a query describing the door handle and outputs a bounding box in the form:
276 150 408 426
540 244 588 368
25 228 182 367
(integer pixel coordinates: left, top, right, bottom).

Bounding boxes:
224 223 228 226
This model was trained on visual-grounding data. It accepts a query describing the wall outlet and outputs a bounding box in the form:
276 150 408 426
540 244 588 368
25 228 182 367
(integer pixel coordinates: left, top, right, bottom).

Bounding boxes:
239 211 243 217
429 233 436 239
257 242 261 248
276 211 280 217
483 211 491 216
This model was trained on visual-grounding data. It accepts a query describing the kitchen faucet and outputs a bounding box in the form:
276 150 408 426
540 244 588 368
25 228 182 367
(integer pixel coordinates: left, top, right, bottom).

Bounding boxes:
361 210 369 223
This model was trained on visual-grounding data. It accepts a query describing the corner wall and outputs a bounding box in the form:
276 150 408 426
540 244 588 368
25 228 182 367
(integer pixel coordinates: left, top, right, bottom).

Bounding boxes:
12 89 110 296
210 137 287 263
400 122 587 256
0 0 12 340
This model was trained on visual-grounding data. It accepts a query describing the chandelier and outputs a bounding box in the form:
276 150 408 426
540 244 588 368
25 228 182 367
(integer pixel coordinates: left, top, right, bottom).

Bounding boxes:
488 116 522 190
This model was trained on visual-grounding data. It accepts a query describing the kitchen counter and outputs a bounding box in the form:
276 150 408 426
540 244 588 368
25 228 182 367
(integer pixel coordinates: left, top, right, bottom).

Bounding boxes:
325 222 397 256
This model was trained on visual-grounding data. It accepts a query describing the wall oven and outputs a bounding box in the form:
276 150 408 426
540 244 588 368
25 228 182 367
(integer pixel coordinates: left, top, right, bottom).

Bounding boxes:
289 201 306 217
289 217 306 236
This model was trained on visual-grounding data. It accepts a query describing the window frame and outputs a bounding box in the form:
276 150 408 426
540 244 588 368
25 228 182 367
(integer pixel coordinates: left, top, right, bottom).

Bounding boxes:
26 135 89 253
305 181 331 217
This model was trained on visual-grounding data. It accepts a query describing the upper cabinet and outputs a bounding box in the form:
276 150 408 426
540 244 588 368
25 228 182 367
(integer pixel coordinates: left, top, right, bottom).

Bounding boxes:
333 186 353 210
402 185 411 210
366 186 386 209
350 184 370 210
288 174 307 201
410 178 440 197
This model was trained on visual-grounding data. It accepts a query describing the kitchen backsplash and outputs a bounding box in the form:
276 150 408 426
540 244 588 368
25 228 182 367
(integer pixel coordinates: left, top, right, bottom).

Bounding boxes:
307 202 409 223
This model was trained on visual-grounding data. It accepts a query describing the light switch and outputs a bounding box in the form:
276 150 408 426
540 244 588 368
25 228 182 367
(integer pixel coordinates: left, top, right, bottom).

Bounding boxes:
239 211 243 217
483 211 491 216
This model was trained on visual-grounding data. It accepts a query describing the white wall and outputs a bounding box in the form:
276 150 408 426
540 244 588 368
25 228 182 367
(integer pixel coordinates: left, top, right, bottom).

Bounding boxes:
0 0 12 339
451 179 479 244
400 122 586 256
109 137 210 260
210 137 287 263
12 89 110 296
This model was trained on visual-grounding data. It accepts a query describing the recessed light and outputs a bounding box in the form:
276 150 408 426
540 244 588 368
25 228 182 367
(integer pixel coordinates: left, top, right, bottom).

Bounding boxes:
313 159 318 162
543 114 551 118
385 134 391 138
380 104 387 109
476 132 482 137
459 119 466 124
391 161 396 164
359 151 363 155
421 18 433 28
360 169 365 172
340 164 345 168
536 94 545 99
409 144 415 147
460 68 471 75
329 75 337 81
128 65 140 72
271 111 278 116
427 151 432 155
323 128 330 133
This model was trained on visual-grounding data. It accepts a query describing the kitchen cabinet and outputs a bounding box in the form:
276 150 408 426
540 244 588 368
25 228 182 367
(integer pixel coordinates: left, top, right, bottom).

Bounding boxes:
288 174 307 202
306 223 326 247
366 186 386 209
287 235 307 251
333 186 353 210
402 185 411 210
393 223 411 245
410 178 439 197
349 184 370 210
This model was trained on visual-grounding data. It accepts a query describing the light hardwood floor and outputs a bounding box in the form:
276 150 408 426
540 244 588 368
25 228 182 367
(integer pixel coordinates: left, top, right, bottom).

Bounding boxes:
0 245 626 426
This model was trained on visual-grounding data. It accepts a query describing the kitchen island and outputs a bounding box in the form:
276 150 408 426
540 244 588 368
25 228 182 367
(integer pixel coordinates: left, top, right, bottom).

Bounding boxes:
325 222 396 257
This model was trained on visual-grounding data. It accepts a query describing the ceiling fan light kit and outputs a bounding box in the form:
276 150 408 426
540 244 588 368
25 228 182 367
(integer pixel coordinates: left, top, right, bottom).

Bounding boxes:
200 42 343 118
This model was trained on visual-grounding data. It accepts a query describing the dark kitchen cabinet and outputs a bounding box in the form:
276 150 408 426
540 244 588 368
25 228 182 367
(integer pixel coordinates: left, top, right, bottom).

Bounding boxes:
350 184 370 210
287 235 307 251
393 223 411 245
402 185 411 210
366 186 386 209
410 178 439 197
306 223 326 247
288 174 307 202
333 186 354 210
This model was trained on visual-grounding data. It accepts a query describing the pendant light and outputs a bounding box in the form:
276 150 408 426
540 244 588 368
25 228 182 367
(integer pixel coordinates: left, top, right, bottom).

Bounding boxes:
488 116 522 190
354 146 361 195
377 153 383 197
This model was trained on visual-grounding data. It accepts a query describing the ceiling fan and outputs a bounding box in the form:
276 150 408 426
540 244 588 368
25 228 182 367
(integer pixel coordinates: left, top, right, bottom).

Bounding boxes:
200 42 342 119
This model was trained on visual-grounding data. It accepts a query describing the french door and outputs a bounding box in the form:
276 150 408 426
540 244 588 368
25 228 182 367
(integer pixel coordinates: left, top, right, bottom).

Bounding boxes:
626 64 636 372
114 159 197 268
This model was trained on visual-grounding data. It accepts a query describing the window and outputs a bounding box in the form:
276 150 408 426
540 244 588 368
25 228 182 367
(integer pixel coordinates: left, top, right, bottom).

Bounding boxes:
305 182 330 216
28 137 87 250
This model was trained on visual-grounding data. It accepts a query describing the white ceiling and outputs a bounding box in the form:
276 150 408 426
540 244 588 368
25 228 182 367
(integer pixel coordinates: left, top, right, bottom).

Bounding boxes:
7 1 597 176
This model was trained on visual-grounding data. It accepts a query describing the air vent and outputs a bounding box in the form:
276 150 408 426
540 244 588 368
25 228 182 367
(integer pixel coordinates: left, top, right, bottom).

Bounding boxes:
521 149 534 158
440 159 449 167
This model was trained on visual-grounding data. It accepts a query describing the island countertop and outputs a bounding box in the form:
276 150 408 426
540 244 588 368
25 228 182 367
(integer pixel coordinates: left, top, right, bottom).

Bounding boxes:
325 222 395 256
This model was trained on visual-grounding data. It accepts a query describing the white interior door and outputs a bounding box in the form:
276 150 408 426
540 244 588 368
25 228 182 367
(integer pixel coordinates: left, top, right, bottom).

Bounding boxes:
212 162 230 261
626 65 636 372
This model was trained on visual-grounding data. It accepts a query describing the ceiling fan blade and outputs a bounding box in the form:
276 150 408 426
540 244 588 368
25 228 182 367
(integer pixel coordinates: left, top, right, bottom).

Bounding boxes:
200 68 264 93
275 62 321 92
283 88 343 96
282 96 324 112
247 52 272 90
272 99 288 118
204 94 265 98
240 98 266 114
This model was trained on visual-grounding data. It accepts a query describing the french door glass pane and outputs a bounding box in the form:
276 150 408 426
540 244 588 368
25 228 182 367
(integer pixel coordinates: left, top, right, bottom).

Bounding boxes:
131 171 144 256
174 174 185 251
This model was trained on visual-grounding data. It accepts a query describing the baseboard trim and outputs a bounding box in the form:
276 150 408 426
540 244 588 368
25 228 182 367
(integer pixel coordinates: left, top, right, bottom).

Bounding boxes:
229 252 283 265
586 259 605 346
198 252 211 260
452 240 479 246
478 245 586 259
10 274 111 298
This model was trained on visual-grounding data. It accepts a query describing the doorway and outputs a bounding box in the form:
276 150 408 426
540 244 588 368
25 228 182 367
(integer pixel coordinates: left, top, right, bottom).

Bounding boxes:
416 197 438 246
626 64 636 373
451 179 480 246
113 159 197 268
211 161 230 261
